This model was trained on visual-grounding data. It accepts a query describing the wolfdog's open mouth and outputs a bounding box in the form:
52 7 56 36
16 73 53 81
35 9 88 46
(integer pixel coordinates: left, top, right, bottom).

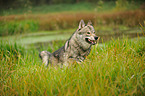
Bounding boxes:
85 38 96 45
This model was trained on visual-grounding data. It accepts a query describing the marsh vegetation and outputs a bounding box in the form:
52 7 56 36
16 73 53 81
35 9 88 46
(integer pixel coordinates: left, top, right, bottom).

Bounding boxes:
1 0 145 95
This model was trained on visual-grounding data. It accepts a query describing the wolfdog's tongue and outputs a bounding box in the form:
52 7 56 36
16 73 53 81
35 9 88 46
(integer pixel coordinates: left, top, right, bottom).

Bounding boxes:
88 39 96 44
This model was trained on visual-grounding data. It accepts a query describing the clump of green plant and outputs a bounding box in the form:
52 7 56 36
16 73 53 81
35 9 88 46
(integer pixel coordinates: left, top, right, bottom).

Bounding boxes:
0 41 25 60
0 20 38 36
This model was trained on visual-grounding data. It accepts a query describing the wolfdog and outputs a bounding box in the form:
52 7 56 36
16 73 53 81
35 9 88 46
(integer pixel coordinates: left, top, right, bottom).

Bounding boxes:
39 20 98 67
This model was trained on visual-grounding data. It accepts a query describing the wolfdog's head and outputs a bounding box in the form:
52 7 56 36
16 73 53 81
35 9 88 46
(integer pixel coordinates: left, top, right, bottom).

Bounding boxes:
76 20 98 45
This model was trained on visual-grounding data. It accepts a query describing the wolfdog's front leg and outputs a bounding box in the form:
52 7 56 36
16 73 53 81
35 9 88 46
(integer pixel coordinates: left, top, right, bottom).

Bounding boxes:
39 51 51 66
76 56 85 63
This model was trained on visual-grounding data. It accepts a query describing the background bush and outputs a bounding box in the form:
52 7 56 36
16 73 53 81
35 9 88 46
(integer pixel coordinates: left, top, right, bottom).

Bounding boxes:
0 20 38 36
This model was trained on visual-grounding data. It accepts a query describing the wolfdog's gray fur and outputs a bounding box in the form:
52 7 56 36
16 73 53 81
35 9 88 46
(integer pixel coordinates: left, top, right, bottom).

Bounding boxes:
39 20 98 67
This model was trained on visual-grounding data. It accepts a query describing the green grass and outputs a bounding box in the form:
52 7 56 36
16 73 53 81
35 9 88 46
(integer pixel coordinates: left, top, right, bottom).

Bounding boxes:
1 37 145 95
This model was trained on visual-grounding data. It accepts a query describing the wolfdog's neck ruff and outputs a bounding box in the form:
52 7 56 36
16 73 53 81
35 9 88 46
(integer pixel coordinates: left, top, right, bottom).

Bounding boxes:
39 20 99 67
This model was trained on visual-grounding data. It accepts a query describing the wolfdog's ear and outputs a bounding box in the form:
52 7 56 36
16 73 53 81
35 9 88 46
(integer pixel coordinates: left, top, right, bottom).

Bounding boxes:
87 20 92 26
78 20 85 29
64 40 69 51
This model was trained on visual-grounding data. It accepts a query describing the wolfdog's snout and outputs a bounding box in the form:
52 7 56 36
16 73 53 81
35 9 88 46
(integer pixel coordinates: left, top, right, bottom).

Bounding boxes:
94 36 98 40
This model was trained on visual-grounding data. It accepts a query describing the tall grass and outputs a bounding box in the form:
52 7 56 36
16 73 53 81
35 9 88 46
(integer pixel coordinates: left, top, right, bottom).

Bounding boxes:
1 37 144 95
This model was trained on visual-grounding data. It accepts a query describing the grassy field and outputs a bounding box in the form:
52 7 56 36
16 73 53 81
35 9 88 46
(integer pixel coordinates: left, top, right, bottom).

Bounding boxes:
0 1 145 95
1 37 145 95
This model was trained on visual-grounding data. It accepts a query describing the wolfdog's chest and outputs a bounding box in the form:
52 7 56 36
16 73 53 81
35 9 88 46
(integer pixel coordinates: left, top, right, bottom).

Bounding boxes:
51 45 91 64
66 46 91 62
70 48 90 57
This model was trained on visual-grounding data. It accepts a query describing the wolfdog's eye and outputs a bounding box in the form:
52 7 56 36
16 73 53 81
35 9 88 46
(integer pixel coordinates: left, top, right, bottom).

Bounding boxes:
87 32 90 34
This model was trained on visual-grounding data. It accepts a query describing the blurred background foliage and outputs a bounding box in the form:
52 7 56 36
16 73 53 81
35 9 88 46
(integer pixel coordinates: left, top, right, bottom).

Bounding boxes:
0 0 145 36
0 0 144 10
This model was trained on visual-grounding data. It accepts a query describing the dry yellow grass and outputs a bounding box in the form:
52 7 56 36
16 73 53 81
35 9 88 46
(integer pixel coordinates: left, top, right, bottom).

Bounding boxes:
1 10 145 31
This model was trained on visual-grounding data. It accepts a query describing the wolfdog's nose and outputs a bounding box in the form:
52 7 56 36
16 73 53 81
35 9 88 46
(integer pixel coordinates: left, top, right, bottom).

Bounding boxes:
94 36 98 40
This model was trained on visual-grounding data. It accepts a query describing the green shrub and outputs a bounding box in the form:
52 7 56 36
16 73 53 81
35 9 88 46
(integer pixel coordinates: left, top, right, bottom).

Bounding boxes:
0 20 38 36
